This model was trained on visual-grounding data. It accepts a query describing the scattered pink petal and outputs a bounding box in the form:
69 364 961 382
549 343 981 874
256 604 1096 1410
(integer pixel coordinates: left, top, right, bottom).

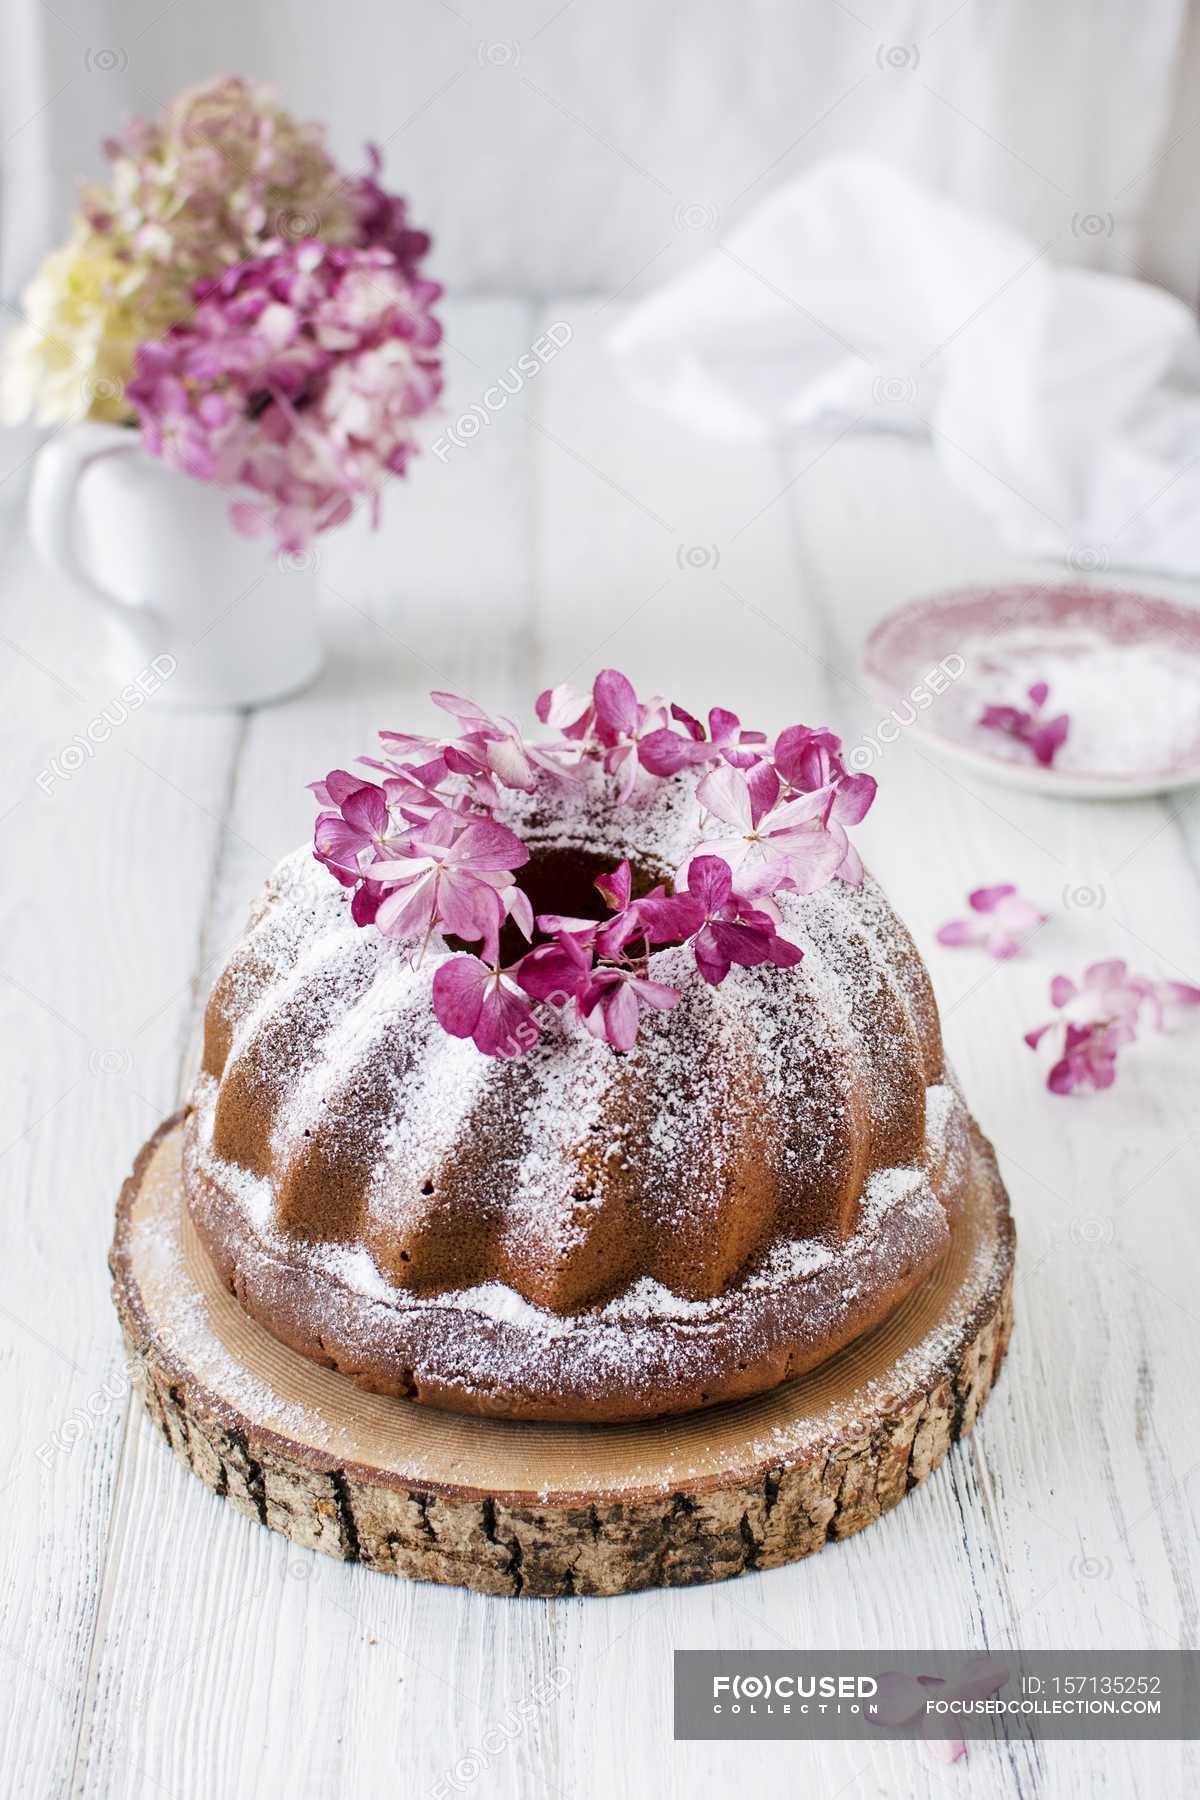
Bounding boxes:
936 883 1046 959
867 1657 1007 1765
1026 957 1197 1093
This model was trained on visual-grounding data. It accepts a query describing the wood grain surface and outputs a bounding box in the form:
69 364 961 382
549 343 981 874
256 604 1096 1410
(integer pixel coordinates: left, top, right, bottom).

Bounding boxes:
109 1116 1013 1596
2 298 1198 1797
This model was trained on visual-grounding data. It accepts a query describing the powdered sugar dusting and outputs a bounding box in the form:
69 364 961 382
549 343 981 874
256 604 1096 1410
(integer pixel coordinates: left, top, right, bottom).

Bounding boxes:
129 1197 348 1452
950 630 1200 777
184 768 966 1414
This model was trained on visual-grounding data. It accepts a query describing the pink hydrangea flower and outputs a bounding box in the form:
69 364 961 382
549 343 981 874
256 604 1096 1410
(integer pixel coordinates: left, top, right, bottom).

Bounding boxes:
313 781 391 883
346 144 433 284
432 955 538 1058
590 669 669 801
937 884 1047 959
431 691 576 794
1046 960 1145 1031
638 704 766 776
380 693 572 806
1126 972 1200 1030
1044 1018 1131 1094
691 762 846 896
310 771 439 886
979 680 1071 768
128 239 442 552
577 966 681 1051
369 811 529 952
641 855 804 985
534 682 596 741
310 672 879 1058
773 724 876 824
516 931 593 1007
867 1656 1009 1764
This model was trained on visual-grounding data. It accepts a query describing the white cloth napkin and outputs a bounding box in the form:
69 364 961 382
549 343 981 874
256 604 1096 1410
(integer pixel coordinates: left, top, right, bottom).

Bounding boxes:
610 156 1200 576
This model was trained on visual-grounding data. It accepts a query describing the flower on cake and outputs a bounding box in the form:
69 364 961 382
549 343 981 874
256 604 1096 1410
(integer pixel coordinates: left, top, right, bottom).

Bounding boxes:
534 681 597 741
638 703 767 775
576 965 682 1052
1026 958 1200 1093
691 762 848 896
641 856 804 987
368 812 531 949
379 690 572 805
310 668 880 1057
432 955 539 1058
589 669 670 802
937 884 1047 959
979 679 1070 768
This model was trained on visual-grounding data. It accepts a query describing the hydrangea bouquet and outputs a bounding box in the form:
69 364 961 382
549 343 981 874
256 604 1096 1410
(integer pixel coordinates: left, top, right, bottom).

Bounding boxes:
2 77 441 552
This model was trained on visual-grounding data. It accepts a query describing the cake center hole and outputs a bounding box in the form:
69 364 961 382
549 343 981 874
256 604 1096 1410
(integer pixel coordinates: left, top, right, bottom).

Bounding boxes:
497 845 659 964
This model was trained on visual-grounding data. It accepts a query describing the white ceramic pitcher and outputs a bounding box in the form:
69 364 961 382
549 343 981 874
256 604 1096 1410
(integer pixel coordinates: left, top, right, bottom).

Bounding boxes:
28 421 324 708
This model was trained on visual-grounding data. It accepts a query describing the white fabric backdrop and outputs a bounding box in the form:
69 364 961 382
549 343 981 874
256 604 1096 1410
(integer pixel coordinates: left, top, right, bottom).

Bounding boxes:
3 0 1200 303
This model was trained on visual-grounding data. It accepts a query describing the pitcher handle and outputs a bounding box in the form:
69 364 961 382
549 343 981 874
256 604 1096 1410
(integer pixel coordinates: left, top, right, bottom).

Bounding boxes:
28 424 164 651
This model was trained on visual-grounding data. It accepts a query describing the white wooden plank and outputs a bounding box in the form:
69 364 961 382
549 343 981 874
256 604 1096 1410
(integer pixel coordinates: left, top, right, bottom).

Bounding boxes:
0 508 242 1800
778 427 1200 1800
527 305 1024 1800
2 299 1197 1799
68 298 568 1800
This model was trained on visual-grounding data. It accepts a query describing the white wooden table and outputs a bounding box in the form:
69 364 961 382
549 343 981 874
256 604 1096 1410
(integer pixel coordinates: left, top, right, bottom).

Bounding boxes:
3 298 1198 1799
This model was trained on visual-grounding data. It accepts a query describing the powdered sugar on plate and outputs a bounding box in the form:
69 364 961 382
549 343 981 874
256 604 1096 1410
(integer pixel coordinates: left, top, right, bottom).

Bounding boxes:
864 582 1200 796
948 631 1200 777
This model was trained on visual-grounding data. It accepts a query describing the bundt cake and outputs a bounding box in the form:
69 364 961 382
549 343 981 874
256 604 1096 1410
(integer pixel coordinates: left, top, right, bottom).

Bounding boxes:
183 672 996 1422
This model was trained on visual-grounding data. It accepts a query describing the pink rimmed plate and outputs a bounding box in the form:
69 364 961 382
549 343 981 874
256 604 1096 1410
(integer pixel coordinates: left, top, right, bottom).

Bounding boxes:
862 582 1200 800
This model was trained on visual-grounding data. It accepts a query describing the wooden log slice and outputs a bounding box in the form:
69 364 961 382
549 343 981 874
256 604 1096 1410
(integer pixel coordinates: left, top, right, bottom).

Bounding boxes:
110 1115 1014 1598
